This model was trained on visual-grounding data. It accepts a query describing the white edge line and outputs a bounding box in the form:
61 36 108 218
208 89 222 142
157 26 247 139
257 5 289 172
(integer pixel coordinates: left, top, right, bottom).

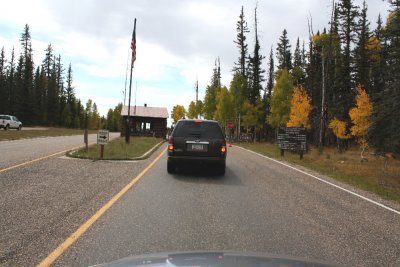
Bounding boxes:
235 145 400 216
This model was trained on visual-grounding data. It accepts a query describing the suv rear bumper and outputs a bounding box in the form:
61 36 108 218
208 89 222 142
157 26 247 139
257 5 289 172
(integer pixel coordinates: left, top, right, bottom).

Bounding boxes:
168 155 225 166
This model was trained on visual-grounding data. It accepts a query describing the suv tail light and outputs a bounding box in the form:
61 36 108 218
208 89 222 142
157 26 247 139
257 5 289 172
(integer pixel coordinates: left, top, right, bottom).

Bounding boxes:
168 137 174 151
221 140 227 154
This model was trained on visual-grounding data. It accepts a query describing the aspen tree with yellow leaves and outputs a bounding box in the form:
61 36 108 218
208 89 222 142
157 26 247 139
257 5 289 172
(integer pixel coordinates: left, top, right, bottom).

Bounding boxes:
171 105 186 125
287 85 312 129
349 85 373 161
328 118 350 151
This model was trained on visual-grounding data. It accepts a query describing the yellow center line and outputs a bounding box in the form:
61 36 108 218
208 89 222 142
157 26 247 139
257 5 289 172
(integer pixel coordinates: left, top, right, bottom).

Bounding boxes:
0 143 95 174
36 147 167 267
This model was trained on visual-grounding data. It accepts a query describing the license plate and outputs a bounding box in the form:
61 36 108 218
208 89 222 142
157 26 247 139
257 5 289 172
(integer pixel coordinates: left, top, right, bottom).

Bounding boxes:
191 144 204 151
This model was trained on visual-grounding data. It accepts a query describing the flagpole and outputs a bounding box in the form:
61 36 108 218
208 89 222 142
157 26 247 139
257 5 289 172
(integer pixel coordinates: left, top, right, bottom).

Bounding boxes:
125 18 137 144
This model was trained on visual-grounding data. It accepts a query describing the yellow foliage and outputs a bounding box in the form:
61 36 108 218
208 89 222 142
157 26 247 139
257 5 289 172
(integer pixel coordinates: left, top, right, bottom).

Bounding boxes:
349 84 373 146
387 11 397 26
365 37 381 51
311 34 323 44
312 33 338 45
328 118 350 140
287 85 312 129
171 105 186 124
365 37 381 61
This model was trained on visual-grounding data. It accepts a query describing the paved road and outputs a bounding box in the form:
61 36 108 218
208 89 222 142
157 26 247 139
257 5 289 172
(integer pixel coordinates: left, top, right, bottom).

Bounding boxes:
0 133 120 169
0 134 152 266
1 144 399 266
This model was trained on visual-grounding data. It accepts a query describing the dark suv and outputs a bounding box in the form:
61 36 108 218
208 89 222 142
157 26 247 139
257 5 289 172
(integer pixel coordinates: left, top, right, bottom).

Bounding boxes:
167 119 227 175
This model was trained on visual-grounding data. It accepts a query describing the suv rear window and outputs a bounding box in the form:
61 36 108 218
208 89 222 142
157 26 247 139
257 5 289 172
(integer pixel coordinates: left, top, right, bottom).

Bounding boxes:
173 121 224 139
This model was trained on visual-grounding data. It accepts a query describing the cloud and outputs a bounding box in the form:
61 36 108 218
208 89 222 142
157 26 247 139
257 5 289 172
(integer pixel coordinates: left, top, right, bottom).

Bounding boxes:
1 0 59 34
0 0 390 121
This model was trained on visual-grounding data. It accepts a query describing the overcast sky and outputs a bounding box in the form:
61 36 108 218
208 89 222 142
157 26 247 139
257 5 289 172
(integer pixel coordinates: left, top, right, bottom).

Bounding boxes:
0 0 390 121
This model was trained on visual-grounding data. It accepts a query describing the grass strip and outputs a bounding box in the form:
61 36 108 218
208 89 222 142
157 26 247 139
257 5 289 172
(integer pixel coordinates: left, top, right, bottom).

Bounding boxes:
68 137 165 160
0 128 97 141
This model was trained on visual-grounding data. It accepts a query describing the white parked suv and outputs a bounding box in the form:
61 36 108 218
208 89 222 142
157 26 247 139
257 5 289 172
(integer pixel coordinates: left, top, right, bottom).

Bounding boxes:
0 115 22 130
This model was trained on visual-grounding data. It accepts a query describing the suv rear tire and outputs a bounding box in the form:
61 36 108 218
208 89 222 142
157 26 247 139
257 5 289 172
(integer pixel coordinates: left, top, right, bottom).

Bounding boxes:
217 164 225 176
167 162 175 174
4 124 9 131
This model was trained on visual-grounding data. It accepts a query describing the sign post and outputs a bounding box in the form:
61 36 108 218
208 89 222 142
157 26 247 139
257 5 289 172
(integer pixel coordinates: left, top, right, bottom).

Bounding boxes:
84 129 88 152
277 127 307 159
97 130 109 159
226 121 235 143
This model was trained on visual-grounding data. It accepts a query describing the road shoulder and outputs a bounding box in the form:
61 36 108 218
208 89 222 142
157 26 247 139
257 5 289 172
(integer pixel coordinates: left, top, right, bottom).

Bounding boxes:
235 145 400 215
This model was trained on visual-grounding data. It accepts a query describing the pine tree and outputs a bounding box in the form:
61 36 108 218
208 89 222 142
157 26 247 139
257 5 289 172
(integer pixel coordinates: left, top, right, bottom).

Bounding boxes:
292 37 306 86
266 47 274 98
65 63 74 104
47 56 59 125
212 58 221 88
7 48 16 114
61 104 72 127
85 99 93 129
294 38 302 67
379 0 400 153
91 103 101 129
301 41 307 68
276 29 292 71
33 66 40 121
106 108 114 131
337 0 359 119
0 47 5 114
326 3 345 129
233 6 249 77
306 31 322 142
16 24 35 124
42 44 53 78
247 7 265 104
77 99 85 128
354 0 371 91
368 14 386 151
34 66 47 124
56 55 64 101
312 26 341 146
203 59 222 119
38 68 48 123
113 103 122 131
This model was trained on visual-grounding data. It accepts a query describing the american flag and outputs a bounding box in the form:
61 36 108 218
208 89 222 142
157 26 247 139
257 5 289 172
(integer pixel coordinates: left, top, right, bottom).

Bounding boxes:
131 19 137 66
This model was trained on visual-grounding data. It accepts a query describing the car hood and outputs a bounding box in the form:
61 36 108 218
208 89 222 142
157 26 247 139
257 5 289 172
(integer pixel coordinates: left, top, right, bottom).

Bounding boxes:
91 250 341 267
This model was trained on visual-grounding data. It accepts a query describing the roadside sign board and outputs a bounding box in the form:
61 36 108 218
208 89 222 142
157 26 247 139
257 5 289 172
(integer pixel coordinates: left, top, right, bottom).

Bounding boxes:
97 129 109 145
227 121 234 129
277 127 307 151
